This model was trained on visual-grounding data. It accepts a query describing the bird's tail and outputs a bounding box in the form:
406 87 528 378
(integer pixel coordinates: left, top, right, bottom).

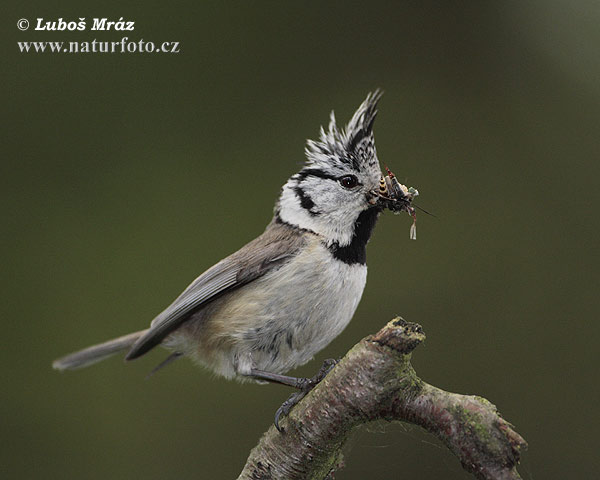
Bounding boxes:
52 329 149 371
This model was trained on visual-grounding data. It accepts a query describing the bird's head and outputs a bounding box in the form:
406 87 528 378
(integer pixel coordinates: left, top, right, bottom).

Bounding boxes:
277 91 385 247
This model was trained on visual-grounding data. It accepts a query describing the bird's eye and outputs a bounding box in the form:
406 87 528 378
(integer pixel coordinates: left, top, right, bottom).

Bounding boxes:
339 175 359 189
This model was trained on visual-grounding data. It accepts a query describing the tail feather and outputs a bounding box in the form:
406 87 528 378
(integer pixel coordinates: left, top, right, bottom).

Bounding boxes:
53 330 149 371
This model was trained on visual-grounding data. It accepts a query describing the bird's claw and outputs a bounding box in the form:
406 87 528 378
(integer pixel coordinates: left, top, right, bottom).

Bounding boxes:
274 358 339 432
274 391 305 432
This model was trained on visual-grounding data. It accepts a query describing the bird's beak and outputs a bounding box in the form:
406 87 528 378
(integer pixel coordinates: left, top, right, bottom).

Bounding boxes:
367 192 380 205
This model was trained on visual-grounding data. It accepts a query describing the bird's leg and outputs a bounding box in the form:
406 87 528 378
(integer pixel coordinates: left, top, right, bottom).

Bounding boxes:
247 369 308 388
248 358 338 432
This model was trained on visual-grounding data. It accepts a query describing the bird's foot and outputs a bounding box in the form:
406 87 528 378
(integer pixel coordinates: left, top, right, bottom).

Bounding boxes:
274 358 338 432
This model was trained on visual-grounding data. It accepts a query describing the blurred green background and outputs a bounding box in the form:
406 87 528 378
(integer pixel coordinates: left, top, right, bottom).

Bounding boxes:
3 1 599 479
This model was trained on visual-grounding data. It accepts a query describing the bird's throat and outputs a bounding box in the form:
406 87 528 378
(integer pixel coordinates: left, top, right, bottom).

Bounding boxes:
329 207 381 265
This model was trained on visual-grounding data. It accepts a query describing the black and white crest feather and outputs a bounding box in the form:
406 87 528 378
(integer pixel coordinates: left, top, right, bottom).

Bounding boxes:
305 89 383 172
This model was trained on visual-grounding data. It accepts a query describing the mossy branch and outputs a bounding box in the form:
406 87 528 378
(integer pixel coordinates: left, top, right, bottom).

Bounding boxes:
238 318 527 480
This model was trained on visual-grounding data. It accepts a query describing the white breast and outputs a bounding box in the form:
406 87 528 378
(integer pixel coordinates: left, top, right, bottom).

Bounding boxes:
247 239 368 371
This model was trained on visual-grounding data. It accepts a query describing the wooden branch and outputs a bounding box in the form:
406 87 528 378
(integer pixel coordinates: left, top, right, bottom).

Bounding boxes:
238 318 527 480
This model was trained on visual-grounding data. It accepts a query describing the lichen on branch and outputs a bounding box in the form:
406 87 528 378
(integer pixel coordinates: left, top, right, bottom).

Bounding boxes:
238 318 527 480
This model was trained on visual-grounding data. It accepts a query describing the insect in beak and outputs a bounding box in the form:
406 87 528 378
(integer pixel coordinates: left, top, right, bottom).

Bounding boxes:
371 166 419 240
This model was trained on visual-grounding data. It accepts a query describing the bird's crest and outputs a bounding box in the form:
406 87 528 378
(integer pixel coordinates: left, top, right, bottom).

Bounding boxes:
305 90 383 171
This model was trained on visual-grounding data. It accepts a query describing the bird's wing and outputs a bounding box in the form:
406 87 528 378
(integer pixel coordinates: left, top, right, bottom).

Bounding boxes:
125 220 307 360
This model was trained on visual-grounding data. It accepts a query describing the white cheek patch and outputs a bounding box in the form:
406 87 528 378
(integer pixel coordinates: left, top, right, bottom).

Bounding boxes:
278 178 368 247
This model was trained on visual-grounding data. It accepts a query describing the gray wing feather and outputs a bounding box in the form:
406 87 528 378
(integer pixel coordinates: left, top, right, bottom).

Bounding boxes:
153 262 239 326
125 220 306 360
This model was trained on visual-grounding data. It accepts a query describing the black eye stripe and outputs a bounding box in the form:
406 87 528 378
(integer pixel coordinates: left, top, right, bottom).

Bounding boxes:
296 168 364 185
296 168 339 181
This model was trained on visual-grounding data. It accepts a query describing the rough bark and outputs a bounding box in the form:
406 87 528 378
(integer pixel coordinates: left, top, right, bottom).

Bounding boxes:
238 318 527 480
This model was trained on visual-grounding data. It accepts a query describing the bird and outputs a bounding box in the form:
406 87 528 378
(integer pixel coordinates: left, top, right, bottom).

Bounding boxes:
53 90 414 430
